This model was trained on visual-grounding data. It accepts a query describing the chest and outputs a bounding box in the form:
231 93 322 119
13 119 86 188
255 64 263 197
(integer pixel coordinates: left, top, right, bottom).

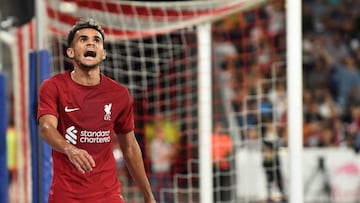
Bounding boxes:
58 88 122 129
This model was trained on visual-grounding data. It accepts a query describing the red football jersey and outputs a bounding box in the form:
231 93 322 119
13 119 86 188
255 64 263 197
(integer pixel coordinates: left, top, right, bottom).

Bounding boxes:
38 71 134 203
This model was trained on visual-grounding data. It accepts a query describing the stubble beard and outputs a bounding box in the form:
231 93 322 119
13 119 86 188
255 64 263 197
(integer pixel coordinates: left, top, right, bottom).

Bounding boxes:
75 58 102 70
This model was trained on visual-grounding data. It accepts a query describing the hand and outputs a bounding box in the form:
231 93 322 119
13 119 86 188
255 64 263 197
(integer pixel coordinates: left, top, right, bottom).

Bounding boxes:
64 145 95 174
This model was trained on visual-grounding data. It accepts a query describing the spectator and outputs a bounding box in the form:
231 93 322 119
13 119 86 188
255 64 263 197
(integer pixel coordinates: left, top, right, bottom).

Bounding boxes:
7 125 17 203
304 101 324 147
331 55 360 112
353 47 360 69
262 139 286 202
343 103 360 153
325 31 350 64
317 89 340 120
318 124 337 147
149 119 175 202
242 127 262 151
305 54 332 90
6 126 16 184
213 21 238 71
212 122 233 202
267 80 287 121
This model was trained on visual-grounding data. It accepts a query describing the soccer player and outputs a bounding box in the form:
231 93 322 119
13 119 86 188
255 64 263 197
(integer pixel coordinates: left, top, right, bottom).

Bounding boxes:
37 18 156 203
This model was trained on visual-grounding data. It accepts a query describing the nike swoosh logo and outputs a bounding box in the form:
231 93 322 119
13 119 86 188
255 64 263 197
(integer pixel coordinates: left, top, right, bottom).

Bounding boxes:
65 106 80 112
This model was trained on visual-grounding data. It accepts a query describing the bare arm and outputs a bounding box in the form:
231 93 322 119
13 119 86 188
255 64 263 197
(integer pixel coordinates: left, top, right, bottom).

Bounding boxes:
38 114 95 173
118 131 156 203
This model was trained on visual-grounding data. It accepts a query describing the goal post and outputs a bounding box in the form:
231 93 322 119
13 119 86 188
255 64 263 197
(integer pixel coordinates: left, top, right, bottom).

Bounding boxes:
197 22 213 203
286 0 303 203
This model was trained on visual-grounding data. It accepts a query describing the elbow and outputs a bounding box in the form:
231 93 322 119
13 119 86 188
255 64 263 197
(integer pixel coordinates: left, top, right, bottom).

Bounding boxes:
38 115 58 139
39 123 49 139
38 121 56 141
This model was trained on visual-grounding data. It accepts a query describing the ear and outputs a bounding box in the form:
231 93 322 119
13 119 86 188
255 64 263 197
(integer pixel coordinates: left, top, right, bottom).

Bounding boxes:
66 48 74 59
102 49 107 60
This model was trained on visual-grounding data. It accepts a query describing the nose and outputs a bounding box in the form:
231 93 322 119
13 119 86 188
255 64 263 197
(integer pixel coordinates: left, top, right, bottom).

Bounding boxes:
86 43 95 48
86 39 97 45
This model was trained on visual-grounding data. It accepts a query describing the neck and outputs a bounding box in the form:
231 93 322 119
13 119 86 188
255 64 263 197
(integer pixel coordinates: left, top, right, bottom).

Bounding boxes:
70 68 101 86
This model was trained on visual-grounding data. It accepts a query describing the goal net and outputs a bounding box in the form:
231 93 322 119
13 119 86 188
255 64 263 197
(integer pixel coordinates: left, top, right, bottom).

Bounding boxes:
42 0 287 202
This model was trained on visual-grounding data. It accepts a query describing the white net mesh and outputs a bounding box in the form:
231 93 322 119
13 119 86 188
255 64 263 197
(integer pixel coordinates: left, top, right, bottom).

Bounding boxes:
44 0 288 202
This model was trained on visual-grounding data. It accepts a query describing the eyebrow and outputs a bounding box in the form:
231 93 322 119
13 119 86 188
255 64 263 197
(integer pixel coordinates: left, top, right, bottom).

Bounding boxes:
78 35 103 40
94 36 102 40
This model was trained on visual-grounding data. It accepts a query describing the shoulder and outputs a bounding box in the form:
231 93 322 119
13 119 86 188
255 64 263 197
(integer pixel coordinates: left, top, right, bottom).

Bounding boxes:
41 71 70 86
101 74 130 93
40 71 70 90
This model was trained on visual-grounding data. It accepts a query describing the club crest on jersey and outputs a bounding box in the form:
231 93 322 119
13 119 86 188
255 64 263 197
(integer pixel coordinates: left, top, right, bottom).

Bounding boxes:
104 103 112 121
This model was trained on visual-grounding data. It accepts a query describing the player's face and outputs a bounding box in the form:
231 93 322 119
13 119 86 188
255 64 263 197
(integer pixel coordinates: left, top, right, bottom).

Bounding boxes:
67 28 106 70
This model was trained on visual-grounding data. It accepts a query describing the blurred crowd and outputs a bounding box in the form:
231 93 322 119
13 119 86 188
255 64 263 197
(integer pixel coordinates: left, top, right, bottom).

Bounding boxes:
213 0 360 152
303 0 360 150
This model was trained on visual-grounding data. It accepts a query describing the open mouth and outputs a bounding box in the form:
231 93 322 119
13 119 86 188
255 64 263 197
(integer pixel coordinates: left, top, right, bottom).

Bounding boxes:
84 51 96 58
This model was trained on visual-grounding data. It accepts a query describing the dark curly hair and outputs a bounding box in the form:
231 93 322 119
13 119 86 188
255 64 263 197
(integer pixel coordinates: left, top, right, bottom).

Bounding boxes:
67 18 105 47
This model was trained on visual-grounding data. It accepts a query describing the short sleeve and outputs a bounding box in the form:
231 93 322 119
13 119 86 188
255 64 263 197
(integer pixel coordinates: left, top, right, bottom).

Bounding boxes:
37 78 59 122
114 88 135 134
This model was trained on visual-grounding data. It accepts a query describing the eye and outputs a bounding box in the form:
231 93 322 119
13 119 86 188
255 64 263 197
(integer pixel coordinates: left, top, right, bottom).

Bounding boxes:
94 37 101 43
79 37 87 42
